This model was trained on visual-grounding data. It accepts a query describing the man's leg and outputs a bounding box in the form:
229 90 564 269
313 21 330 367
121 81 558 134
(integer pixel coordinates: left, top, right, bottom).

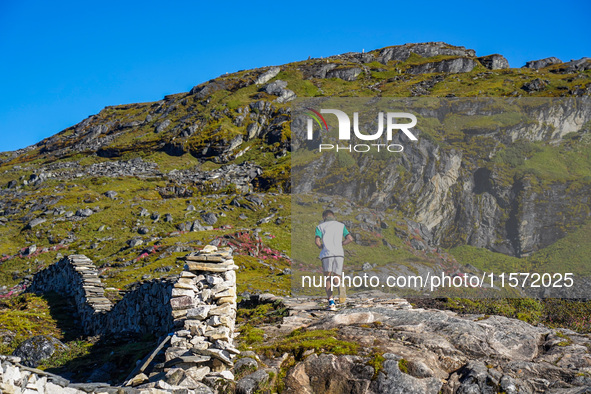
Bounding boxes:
339 276 347 304
334 257 346 304
324 271 333 300
324 270 338 310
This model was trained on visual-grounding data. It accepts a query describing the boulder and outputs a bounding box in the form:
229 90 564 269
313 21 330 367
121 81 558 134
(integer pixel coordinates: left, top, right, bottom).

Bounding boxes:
261 80 296 103
523 57 562 69
284 354 373 394
26 218 46 229
191 220 206 232
201 213 218 226
302 63 338 79
24 244 37 255
234 357 258 376
236 369 271 394
155 119 171 133
128 238 143 247
522 78 548 92
551 57 591 74
477 54 509 69
104 191 117 199
12 335 68 367
76 208 93 217
326 67 363 81
255 67 280 85
190 80 229 99
262 80 288 95
372 357 442 394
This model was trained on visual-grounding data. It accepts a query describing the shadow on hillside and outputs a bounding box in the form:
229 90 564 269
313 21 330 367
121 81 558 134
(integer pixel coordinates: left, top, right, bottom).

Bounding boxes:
40 291 160 384
43 332 159 384
41 291 84 341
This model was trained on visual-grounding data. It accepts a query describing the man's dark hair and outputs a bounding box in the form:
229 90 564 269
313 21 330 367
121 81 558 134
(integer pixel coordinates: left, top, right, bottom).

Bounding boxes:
322 209 335 219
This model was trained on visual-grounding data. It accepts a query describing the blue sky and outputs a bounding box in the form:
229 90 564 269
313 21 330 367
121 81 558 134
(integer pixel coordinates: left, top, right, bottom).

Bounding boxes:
1 0 590 152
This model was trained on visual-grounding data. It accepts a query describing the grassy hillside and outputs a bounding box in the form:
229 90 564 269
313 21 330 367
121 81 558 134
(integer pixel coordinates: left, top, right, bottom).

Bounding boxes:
0 43 589 378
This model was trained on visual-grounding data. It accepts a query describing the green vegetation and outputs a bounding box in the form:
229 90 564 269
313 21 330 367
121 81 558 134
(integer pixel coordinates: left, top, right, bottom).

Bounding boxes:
398 358 409 374
0 175 293 290
236 300 288 326
255 328 359 360
451 216 591 278
0 292 156 381
37 340 92 369
444 297 544 324
529 219 591 277
238 324 266 347
367 350 386 379
0 294 65 355
554 330 573 347
494 134 591 181
275 356 296 393
413 297 591 333
450 245 528 273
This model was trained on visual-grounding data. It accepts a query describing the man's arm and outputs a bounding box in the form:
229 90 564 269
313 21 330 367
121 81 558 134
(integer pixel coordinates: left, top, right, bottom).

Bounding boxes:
315 236 323 249
342 233 354 246
342 225 354 246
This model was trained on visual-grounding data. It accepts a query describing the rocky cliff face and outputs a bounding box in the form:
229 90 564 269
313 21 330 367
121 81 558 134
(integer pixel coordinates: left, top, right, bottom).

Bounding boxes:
293 97 591 257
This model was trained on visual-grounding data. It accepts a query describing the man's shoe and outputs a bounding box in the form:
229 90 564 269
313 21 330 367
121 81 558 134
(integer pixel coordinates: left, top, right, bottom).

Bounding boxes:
328 299 336 311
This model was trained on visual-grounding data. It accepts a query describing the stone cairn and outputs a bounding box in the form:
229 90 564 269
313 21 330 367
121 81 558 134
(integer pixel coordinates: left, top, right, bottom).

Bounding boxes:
129 245 240 389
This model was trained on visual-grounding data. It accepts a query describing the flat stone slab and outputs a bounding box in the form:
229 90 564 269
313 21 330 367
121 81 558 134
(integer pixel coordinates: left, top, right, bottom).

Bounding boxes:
164 355 211 368
184 262 238 272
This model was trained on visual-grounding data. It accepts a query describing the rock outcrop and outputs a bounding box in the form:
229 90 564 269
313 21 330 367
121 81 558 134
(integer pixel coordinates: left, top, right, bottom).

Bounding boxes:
407 58 477 74
477 54 509 69
250 296 591 393
12 336 68 368
551 58 591 74
378 42 476 64
524 57 562 69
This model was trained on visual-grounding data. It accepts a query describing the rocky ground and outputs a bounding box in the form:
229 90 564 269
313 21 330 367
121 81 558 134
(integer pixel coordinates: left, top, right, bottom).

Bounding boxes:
2 292 591 393
233 294 591 393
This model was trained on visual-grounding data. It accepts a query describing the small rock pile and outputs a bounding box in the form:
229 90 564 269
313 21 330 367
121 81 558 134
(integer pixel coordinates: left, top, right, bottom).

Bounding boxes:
0 354 125 394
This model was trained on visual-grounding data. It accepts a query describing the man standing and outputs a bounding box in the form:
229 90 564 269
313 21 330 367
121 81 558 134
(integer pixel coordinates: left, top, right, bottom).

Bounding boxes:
315 209 354 310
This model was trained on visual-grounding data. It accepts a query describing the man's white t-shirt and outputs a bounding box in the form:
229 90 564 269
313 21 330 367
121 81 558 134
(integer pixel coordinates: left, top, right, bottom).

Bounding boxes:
315 219 350 259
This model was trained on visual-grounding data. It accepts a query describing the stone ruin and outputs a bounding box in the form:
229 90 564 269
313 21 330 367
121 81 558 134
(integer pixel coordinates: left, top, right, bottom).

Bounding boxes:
142 245 240 390
1 245 239 393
